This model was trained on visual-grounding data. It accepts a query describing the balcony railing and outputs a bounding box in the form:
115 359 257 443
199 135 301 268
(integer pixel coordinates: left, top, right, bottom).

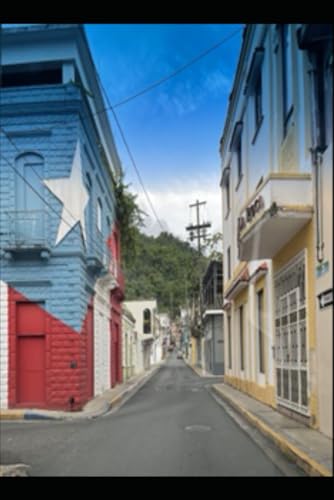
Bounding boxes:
238 173 313 260
202 294 224 310
5 210 49 252
87 229 112 275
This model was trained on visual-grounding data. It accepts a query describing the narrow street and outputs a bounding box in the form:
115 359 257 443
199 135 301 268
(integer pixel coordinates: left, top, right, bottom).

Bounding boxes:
0 355 304 476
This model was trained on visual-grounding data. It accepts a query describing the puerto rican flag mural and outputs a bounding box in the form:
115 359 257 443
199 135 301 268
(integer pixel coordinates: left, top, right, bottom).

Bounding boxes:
0 140 124 411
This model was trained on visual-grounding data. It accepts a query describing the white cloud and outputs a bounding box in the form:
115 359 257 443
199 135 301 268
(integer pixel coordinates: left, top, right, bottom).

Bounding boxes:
133 174 222 245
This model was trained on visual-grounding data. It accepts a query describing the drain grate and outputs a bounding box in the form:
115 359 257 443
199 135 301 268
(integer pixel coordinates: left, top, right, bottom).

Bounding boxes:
185 425 211 432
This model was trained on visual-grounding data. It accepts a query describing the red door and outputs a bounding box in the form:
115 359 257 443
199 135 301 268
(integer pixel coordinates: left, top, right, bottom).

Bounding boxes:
86 306 94 399
16 302 46 406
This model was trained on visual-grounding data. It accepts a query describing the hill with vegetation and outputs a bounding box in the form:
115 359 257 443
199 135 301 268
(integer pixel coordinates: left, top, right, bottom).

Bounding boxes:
122 230 208 317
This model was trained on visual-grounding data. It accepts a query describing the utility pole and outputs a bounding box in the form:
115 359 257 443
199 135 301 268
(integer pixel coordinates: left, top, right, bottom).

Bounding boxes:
186 200 211 254
185 200 211 366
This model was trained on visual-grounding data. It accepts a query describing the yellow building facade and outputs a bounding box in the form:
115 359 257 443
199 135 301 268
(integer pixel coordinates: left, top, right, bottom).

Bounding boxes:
220 24 332 435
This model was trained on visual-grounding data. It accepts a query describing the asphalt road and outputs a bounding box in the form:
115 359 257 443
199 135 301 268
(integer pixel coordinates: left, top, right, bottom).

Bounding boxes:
0 355 304 476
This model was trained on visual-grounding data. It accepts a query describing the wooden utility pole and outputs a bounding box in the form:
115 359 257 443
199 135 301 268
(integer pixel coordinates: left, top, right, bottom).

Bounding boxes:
186 200 211 255
185 200 211 366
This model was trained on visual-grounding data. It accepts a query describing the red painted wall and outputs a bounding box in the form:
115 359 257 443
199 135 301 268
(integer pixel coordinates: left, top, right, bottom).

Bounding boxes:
8 287 93 411
110 292 122 387
110 222 124 387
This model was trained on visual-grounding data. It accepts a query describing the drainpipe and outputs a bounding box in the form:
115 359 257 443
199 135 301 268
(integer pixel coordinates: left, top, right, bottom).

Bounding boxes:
311 147 324 263
308 49 325 263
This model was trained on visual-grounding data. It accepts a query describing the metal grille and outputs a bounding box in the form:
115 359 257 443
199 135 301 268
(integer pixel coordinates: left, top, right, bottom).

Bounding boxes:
274 251 309 415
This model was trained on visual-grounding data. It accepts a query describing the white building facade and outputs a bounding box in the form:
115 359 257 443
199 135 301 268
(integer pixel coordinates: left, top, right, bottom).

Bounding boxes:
122 306 136 382
123 299 157 372
220 24 332 436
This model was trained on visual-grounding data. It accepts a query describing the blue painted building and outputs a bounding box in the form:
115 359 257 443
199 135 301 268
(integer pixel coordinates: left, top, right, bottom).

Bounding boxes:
0 24 124 410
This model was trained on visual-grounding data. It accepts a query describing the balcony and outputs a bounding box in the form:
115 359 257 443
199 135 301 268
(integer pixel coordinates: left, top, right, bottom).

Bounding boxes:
202 294 224 311
87 230 111 275
238 173 313 261
3 210 50 259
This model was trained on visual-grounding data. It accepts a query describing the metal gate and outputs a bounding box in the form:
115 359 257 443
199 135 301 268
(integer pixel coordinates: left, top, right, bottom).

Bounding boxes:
274 251 309 415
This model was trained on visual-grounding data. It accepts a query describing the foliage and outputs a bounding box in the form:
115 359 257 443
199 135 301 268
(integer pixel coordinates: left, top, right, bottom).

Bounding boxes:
114 178 211 317
202 231 223 261
123 231 208 318
114 177 146 264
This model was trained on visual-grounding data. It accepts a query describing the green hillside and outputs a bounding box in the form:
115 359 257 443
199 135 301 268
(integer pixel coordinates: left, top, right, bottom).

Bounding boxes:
122 230 208 317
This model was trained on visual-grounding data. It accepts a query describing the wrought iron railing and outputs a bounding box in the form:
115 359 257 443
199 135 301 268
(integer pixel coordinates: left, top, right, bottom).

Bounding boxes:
202 294 224 310
6 210 48 249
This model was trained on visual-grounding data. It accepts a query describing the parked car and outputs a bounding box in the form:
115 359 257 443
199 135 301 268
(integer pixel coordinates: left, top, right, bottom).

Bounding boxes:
177 350 183 359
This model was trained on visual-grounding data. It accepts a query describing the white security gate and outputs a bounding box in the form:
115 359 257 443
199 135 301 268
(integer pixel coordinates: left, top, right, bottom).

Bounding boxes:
274 251 309 415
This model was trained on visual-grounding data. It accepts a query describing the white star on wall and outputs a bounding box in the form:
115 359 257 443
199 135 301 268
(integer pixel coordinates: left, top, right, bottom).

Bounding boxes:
44 141 89 246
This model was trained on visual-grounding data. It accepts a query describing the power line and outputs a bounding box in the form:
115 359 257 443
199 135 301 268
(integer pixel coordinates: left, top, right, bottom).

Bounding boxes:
0 26 242 238
107 26 243 110
95 74 165 232
0 26 243 149
0 131 109 257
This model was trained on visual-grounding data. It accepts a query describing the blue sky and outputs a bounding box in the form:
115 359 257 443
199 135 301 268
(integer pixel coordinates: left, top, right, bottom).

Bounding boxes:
3 23 243 240
87 25 243 240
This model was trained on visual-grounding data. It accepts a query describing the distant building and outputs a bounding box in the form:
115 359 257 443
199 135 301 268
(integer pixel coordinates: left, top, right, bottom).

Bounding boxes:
122 307 136 382
201 260 224 375
123 300 157 372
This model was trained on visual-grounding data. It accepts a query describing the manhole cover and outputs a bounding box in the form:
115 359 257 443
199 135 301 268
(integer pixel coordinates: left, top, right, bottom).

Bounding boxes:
185 425 211 432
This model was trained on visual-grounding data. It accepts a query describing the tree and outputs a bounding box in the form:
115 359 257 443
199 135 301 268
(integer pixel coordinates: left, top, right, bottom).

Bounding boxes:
114 176 146 267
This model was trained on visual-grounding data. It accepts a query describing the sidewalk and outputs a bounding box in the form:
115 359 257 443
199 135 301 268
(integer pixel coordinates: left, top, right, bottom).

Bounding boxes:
0 361 163 422
0 361 164 476
184 358 223 379
212 383 333 477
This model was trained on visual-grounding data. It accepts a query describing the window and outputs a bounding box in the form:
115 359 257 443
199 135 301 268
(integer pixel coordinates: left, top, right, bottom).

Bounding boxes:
257 289 265 373
228 315 232 369
297 24 332 152
106 216 111 236
97 198 102 232
244 47 264 143
143 309 152 334
239 305 244 371
236 135 242 183
254 70 263 131
229 121 243 188
227 247 231 280
281 24 293 136
226 173 231 215
221 166 231 218
2 63 62 88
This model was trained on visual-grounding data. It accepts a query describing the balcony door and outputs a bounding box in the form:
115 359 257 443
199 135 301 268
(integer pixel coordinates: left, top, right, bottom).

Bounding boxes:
15 153 45 246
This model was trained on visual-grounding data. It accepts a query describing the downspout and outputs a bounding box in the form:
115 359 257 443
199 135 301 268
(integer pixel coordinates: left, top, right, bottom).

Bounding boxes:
308 50 325 263
311 147 324 263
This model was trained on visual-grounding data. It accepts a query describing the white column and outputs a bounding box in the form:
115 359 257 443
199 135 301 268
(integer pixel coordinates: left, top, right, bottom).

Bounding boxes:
266 261 275 385
248 282 256 382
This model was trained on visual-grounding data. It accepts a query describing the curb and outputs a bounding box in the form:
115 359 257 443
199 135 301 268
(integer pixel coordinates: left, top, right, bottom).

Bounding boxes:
0 464 30 477
0 362 164 422
107 362 163 411
0 410 25 420
184 359 222 379
212 385 332 477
